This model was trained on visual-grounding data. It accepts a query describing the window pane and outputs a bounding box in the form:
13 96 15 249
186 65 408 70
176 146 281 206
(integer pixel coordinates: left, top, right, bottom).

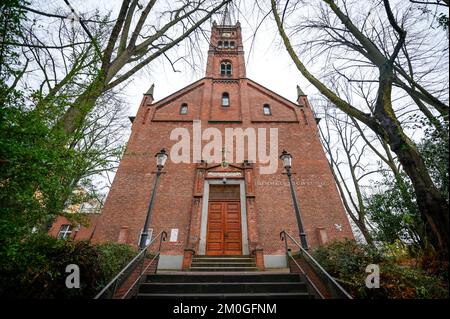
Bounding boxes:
222 93 230 106
226 64 232 75
58 225 72 239
221 62 232 75
263 105 271 115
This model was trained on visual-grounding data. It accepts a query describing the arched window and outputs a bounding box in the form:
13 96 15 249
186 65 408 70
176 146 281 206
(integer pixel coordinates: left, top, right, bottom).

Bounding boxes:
218 41 223 48
224 40 229 48
230 41 235 48
263 104 271 115
222 92 230 107
220 61 232 76
180 103 188 114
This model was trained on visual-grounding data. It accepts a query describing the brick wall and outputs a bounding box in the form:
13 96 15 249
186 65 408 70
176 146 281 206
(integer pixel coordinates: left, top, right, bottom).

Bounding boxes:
48 214 100 240
91 22 353 263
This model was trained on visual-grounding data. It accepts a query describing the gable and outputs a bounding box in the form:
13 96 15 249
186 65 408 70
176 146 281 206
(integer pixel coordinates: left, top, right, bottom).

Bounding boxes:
246 80 299 123
151 80 205 122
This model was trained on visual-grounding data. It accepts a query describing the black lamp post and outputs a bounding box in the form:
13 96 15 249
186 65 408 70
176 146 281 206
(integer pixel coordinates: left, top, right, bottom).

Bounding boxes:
280 149 308 250
139 149 168 249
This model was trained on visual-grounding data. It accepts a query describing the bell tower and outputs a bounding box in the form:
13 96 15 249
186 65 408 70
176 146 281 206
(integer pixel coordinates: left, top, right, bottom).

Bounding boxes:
205 5 246 79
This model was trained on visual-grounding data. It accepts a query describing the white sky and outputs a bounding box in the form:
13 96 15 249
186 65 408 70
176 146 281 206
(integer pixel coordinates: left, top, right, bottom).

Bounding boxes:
126 28 309 116
33 1 447 215
30 1 447 241
46 0 314 196
70 0 315 116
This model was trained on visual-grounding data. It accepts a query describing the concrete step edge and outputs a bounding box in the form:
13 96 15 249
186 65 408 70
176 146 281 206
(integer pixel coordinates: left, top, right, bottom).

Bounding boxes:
189 267 258 270
191 262 256 267
141 282 305 286
137 292 310 297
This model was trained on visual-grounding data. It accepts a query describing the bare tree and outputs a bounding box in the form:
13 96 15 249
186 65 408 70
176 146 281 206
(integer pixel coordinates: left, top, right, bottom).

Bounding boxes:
271 0 449 257
2 0 232 216
10 0 230 135
318 104 377 245
56 0 230 135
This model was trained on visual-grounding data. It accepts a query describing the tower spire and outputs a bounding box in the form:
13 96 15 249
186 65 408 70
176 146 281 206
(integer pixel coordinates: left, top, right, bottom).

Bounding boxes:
220 1 235 26
205 0 245 78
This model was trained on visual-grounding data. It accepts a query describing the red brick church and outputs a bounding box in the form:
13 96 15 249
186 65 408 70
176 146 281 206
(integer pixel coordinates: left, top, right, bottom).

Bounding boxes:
87 15 353 270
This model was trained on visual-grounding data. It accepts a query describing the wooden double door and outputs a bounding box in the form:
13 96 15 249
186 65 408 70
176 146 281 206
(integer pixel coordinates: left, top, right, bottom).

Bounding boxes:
206 200 242 255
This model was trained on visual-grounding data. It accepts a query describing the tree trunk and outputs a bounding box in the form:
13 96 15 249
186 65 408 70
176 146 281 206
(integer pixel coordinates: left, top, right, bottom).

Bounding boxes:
375 63 449 258
55 73 106 136
358 221 374 246
377 110 449 257
395 142 448 255
271 0 448 258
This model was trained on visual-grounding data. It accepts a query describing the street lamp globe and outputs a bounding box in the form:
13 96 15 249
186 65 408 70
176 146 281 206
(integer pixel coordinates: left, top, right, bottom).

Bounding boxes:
155 149 168 168
280 149 292 169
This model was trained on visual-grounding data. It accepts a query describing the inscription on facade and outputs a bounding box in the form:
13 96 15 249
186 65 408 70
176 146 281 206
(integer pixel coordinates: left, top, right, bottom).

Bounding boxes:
207 172 242 178
256 177 330 187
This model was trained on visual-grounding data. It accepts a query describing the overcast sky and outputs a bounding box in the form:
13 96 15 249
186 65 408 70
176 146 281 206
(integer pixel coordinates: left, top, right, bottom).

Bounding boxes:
70 0 314 116
45 0 315 194
44 0 447 201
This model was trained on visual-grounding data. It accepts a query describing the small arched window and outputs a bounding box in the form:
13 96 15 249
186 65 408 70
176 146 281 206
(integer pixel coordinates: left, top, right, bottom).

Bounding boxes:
218 41 223 48
230 41 235 48
263 104 271 115
224 41 229 48
222 93 230 107
220 61 232 76
180 103 188 114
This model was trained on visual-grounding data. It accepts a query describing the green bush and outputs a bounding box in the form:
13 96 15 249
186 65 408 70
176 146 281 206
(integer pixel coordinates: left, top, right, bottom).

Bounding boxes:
0 234 136 298
95 241 138 291
312 239 449 299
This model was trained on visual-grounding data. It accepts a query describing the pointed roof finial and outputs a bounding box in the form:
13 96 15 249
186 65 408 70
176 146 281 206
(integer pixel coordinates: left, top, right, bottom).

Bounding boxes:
297 85 306 98
144 83 154 96
220 2 234 26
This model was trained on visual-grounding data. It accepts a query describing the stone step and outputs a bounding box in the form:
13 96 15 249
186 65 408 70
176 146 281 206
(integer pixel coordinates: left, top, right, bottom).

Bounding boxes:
136 292 312 299
139 282 308 294
192 258 255 263
137 272 315 300
145 273 302 283
190 262 256 268
189 266 259 272
193 255 251 259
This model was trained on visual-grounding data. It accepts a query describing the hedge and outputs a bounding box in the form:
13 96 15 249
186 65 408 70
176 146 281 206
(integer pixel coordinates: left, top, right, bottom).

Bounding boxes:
0 234 136 298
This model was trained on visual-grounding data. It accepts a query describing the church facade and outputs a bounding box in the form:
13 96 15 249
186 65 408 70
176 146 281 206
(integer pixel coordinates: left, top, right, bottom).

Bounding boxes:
91 20 353 270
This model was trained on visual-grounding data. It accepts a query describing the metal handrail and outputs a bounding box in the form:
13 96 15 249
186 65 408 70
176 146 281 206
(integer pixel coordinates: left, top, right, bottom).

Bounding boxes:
280 230 353 299
94 230 167 299
121 252 160 299
283 246 325 299
120 231 167 299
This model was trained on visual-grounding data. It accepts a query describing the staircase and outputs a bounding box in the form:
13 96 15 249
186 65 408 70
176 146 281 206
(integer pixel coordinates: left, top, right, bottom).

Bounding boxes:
136 272 314 299
96 231 352 299
189 255 258 272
